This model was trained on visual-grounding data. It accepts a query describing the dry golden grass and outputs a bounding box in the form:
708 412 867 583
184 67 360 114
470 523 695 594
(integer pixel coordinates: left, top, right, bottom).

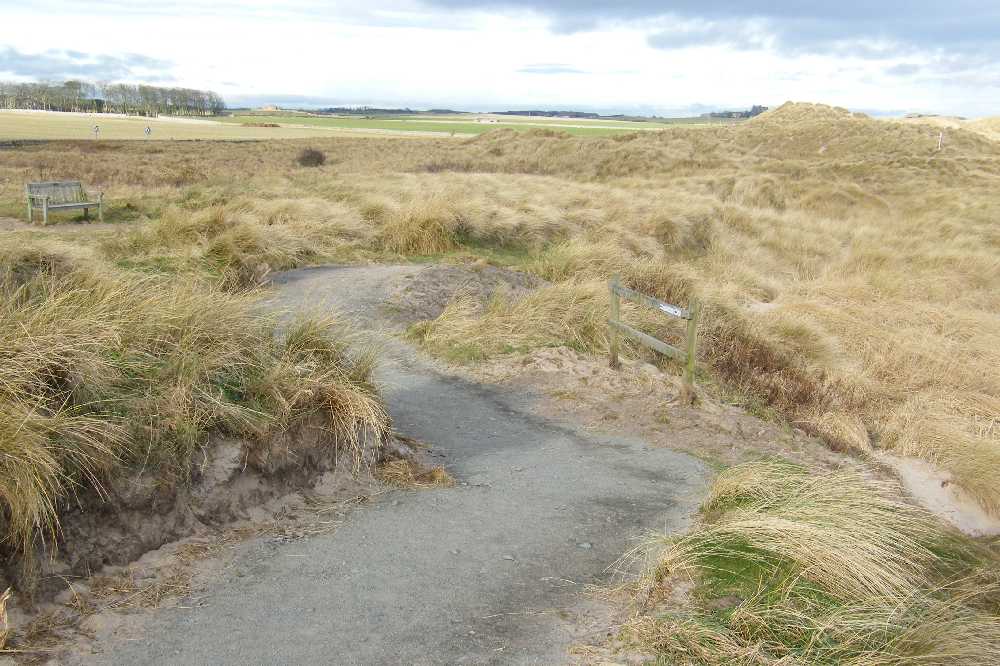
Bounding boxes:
0 587 10 650
0 101 997 517
375 195 462 255
622 461 1000 664
963 117 1000 142
88 566 192 610
375 458 455 489
411 280 618 361
0 242 390 582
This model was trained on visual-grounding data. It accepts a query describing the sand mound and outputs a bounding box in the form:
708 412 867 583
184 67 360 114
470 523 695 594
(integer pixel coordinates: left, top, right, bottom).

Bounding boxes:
445 102 1000 181
751 101 864 125
968 117 1000 141
737 101 1000 160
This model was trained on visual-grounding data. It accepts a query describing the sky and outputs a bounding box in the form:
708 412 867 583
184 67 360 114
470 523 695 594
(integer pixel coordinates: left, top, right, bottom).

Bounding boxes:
1 1 998 117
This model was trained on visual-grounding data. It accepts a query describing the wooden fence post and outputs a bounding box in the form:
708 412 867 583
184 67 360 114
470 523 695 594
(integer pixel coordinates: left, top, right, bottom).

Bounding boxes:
607 277 702 404
609 274 621 369
682 299 700 404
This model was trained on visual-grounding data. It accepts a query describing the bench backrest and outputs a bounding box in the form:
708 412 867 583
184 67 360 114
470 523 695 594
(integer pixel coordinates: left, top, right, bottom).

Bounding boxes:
27 181 87 204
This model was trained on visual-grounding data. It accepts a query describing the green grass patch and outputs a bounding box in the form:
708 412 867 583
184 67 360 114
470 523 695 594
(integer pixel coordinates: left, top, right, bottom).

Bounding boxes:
624 461 1000 664
218 113 670 137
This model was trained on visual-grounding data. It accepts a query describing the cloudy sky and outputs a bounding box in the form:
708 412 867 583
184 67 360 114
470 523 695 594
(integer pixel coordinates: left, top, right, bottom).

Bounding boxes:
1 1 998 116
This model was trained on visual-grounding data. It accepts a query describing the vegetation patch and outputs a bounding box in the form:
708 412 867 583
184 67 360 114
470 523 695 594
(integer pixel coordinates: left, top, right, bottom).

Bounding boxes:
621 461 1000 664
375 458 454 489
1 99 997 528
0 244 389 591
296 147 326 167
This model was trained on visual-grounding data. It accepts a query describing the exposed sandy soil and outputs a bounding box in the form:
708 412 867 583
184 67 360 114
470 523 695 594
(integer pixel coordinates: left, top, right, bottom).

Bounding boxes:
465 346 851 472
2 465 387 661
382 262 545 324
879 453 1000 537
0 432 427 661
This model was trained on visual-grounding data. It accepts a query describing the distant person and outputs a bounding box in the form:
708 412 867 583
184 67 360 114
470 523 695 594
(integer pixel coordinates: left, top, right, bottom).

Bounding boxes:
145 126 152 138
93 124 100 139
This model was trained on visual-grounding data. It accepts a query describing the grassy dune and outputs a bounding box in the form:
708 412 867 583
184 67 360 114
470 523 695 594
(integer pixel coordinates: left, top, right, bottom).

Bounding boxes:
0 103 997 642
969 117 1000 141
1 104 997 517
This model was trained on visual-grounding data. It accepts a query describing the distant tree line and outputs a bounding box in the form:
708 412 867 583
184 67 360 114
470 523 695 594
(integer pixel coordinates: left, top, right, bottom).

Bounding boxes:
701 105 768 119
0 80 226 116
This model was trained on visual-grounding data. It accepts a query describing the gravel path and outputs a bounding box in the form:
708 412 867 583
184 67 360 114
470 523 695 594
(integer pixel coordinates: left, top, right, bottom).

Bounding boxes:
89 265 709 665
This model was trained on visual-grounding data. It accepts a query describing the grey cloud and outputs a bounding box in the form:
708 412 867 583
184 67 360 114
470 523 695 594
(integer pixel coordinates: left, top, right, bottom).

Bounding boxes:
0 47 174 81
882 54 1000 85
517 63 586 74
23 0 476 30
422 1 1000 56
646 19 768 51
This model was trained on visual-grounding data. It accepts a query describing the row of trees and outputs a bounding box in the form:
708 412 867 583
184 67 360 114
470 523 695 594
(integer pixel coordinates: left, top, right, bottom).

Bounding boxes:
701 105 769 119
0 80 226 116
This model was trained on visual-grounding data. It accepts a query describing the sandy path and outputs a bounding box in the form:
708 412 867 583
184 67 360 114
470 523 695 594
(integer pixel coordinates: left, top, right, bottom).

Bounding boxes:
75 265 707 665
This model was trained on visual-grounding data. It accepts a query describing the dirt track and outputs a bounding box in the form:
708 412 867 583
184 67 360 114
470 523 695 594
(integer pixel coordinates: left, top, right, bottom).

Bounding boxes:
71 265 709 665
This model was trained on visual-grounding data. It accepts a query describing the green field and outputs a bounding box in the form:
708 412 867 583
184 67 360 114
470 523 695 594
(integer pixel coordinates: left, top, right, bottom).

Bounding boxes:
212 114 669 136
0 110 459 141
394 113 739 128
216 112 733 136
0 109 737 142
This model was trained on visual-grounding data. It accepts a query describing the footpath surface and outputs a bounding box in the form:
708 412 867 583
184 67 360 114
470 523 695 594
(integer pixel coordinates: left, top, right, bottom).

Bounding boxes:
87 265 709 665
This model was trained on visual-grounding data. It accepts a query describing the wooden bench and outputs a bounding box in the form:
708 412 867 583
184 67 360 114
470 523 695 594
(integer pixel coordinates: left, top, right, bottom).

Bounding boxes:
25 181 103 225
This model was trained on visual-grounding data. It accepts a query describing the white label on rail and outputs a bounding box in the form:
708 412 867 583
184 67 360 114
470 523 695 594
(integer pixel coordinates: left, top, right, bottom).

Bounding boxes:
658 302 686 318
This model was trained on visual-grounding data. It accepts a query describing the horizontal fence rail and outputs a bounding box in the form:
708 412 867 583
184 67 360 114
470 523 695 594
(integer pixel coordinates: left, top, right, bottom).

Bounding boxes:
608 275 700 403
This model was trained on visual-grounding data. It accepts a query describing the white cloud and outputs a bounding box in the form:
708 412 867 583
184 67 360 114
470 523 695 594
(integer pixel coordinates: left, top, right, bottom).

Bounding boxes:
1 1 997 116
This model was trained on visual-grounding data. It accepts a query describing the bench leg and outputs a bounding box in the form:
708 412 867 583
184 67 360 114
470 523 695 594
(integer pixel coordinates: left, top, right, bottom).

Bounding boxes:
27 200 32 223
42 201 48 226
98 201 104 223
84 207 89 222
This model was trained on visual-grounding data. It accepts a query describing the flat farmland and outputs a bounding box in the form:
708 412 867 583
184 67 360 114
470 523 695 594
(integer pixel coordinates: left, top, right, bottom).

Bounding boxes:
0 110 453 140
0 109 737 141
214 112 705 136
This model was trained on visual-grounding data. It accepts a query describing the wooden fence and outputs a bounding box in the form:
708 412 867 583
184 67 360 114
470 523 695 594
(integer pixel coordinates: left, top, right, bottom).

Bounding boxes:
608 275 700 403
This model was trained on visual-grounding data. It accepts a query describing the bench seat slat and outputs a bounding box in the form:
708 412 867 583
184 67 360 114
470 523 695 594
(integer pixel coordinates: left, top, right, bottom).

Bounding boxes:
47 202 99 209
27 180 89 205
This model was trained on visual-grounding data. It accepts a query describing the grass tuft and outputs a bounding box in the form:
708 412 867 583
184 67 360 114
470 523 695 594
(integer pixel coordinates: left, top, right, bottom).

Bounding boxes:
623 461 1000 664
296 148 326 167
0 245 389 583
375 458 454 489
